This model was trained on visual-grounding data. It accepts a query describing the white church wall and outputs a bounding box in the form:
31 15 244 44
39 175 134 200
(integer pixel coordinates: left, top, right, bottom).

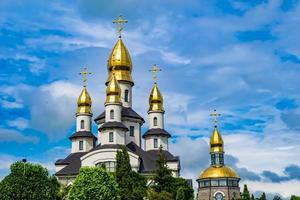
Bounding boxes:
101 129 125 145
148 112 164 129
144 135 168 151
71 138 94 153
105 104 122 122
76 114 92 132
167 161 180 177
119 82 132 108
55 164 67 172
123 120 141 146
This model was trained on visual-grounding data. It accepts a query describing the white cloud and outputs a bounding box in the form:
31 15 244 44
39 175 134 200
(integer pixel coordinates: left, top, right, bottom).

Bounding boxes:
1 100 23 109
7 118 29 130
0 128 38 143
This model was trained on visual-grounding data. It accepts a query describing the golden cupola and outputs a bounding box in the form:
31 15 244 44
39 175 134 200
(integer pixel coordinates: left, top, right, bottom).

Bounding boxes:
149 83 164 112
77 87 92 114
106 73 121 104
210 126 224 153
106 38 133 84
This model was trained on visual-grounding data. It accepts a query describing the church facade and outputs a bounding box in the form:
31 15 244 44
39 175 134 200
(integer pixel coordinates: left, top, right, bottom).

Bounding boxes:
197 111 241 200
54 18 180 184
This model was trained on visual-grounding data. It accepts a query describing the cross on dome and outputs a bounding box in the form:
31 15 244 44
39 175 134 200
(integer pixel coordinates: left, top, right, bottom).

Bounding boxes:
210 109 221 127
112 15 128 38
79 67 92 87
149 64 162 83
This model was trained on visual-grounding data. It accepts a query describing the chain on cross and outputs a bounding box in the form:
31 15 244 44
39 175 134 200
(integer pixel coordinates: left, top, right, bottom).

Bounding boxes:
79 67 92 87
210 109 221 127
149 64 162 83
112 15 128 38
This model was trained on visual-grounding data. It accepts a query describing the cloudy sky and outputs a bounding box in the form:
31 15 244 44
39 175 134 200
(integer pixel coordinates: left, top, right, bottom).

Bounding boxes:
1 0 300 198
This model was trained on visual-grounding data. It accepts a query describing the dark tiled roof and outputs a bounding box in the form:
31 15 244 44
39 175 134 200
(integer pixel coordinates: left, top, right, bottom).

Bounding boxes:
142 128 171 138
94 107 145 123
55 152 87 176
126 142 179 173
69 131 97 140
99 121 129 131
55 142 179 176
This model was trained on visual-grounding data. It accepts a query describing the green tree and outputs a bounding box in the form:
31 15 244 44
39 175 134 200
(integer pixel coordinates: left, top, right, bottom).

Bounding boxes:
68 167 118 200
176 187 186 200
273 195 281 200
152 146 173 193
0 161 60 200
148 189 173 200
291 195 300 200
242 184 251 200
260 192 267 200
115 146 147 200
172 178 194 200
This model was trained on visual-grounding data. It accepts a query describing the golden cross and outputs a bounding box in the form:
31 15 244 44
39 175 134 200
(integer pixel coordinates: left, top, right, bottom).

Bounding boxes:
79 67 92 87
210 109 221 127
112 15 128 37
149 64 162 82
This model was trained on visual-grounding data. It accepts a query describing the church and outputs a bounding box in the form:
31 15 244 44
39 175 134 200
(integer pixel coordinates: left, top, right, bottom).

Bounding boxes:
54 16 180 184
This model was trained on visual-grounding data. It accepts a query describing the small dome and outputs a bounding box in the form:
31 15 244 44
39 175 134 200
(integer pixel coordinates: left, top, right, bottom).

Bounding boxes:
199 165 239 179
106 73 121 104
107 38 133 83
149 83 164 112
77 87 92 114
210 126 224 153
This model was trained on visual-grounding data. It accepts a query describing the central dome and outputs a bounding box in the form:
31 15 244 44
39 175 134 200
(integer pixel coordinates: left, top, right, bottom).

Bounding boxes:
199 165 239 179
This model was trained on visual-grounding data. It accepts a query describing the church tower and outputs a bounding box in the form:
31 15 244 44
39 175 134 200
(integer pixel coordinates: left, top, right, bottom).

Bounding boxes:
69 68 97 153
143 65 171 151
197 110 240 200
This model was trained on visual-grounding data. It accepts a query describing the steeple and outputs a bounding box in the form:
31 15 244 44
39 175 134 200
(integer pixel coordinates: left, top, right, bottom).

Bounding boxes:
77 67 92 114
106 73 121 104
106 15 133 85
148 64 164 112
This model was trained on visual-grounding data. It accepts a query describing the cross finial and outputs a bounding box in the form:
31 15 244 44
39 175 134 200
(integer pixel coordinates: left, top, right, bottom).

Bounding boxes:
112 15 128 38
210 109 221 127
149 64 162 83
79 67 92 87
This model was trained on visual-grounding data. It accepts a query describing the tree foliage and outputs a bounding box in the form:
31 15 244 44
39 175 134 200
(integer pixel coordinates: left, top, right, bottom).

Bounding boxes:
0 161 60 200
242 184 251 200
148 189 173 200
260 192 267 200
273 195 281 200
291 195 300 200
68 167 118 200
115 146 147 200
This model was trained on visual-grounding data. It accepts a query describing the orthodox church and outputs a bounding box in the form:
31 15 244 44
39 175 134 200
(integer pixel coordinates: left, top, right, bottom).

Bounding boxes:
197 110 241 200
55 17 180 184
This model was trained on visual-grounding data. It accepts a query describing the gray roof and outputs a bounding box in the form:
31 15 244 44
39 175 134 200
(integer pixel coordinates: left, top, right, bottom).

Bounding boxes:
143 128 171 138
55 142 179 176
99 121 129 131
94 107 145 123
69 131 97 140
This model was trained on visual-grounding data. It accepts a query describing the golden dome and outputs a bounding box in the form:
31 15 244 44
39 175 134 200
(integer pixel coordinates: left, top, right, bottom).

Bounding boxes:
149 83 164 112
106 73 121 104
107 38 133 84
210 126 224 153
77 87 92 114
199 165 239 179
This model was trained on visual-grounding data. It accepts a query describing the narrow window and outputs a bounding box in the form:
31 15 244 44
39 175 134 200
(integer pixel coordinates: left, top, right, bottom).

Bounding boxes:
110 110 114 120
153 117 158 126
80 120 84 129
154 138 158 148
129 126 134 137
79 140 83 150
125 90 129 102
109 132 114 142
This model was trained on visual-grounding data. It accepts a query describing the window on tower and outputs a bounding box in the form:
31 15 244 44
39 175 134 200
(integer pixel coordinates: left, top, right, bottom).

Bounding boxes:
110 110 114 120
79 140 84 150
125 90 129 102
153 117 158 126
154 138 158 148
80 120 84 129
96 161 116 172
129 126 134 137
109 132 114 143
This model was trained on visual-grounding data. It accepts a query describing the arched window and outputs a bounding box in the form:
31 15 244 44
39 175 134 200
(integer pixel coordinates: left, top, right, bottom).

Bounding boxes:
125 90 129 102
110 110 114 120
153 117 158 126
80 120 84 129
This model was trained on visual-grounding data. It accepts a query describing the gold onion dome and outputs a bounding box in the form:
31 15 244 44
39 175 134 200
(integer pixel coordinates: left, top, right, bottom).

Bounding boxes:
210 126 224 153
106 73 121 104
149 83 164 112
199 166 239 179
107 38 133 84
77 87 92 114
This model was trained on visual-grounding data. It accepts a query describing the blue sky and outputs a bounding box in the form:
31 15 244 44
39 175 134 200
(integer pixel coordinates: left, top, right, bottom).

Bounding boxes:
1 0 300 198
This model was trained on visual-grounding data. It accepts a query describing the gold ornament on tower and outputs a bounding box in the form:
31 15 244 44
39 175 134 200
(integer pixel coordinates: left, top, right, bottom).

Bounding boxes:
77 67 92 114
148 64 164 112
107 15 133 84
